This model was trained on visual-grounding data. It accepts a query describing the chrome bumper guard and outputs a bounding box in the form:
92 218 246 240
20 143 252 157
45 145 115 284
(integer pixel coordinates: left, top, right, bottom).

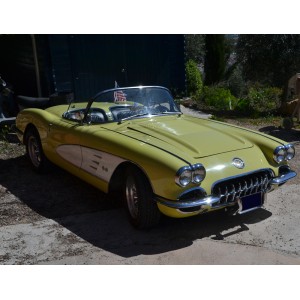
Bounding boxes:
270 170 297 185
155 169 297 210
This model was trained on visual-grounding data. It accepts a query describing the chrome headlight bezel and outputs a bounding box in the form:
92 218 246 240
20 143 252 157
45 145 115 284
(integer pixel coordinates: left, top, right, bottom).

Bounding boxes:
175 166 192 187
273 144 295 163
285 143 295 160
191 163 206 184
175 164 206 187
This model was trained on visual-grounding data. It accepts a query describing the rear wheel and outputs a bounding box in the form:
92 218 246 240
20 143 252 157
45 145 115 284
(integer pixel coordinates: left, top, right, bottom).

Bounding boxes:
25 127 49 173
123 166 161 229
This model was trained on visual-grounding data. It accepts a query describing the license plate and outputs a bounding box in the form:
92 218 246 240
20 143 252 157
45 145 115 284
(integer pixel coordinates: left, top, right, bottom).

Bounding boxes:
238 193 263 214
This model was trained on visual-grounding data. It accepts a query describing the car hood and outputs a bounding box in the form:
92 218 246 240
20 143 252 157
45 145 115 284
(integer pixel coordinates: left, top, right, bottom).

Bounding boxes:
115 115 254 159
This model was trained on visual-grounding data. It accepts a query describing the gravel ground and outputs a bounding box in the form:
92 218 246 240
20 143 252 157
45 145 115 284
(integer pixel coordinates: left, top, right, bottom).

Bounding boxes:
0 108 299 265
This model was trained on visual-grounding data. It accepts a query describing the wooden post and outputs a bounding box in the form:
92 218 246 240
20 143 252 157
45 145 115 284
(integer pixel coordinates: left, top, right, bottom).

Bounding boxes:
31 34 42 97
292 97 300 122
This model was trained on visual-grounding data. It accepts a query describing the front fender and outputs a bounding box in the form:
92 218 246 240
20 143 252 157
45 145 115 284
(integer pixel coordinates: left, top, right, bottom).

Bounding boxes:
16 108 55 144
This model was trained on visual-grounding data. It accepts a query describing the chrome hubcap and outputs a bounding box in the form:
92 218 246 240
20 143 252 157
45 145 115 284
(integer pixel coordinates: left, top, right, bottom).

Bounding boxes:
125 176 139 219
28 136 41 168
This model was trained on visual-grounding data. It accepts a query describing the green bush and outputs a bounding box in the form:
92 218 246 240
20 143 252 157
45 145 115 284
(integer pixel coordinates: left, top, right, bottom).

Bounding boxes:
235 97 250 113
226 65 247 98
185 59 203 100
0 125 9 141
202 86 237 110
245 85 282 114
282 117 294 130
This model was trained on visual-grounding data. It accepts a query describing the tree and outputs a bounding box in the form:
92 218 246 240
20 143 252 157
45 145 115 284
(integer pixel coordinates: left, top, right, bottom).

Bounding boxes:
236 35 300 89
185 59 203 99
204 34 226 85
184 35 206 65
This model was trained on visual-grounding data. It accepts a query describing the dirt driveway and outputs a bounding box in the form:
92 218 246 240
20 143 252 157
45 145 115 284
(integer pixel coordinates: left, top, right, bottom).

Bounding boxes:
0 118 300 264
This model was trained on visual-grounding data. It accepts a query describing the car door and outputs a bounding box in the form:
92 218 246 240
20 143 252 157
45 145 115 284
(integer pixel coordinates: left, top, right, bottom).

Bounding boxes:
45 115 85 171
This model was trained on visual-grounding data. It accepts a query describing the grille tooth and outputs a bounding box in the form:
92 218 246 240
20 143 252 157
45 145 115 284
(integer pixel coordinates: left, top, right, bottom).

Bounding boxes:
263 174 269 191
248 178 254 195
212 170 272 206
218 187 222 198
229 185 234 202
224 186 229 203
236 182 241 198
253 177 259 193
243 180 248 196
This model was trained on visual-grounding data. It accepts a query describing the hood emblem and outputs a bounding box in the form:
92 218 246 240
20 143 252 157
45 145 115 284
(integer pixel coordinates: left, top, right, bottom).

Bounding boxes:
232 158 245 169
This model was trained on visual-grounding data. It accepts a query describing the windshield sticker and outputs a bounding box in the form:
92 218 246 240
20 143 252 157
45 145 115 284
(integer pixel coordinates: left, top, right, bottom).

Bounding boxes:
114 90 127 102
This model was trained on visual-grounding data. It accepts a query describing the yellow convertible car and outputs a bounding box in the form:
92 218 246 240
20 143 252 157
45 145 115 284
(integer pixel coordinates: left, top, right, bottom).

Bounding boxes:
16 86 297 228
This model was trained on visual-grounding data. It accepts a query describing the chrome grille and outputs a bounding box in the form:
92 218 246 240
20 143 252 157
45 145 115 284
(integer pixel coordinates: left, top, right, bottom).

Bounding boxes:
212 170 273 205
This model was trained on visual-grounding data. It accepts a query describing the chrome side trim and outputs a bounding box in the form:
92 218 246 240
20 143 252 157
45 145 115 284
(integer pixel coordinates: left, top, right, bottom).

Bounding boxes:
270 170 297 185
81 147 125 182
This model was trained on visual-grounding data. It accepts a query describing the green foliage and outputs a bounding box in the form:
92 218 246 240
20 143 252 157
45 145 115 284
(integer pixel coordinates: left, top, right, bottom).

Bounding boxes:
204 35 226 85
282 117 294 130
236 34 300 88
209 115 226 122
202 86 237 110
184 35 206 65
185 59 203 100
0 125 9 141
235 97 250 113
225 64 247 98
245 85 282 114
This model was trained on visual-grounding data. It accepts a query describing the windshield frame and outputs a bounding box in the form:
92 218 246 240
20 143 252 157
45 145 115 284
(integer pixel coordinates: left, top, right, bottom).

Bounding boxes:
83 86 181 124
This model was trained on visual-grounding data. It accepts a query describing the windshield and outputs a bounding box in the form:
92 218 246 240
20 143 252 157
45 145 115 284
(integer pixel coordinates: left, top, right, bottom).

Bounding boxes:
88 86 181 123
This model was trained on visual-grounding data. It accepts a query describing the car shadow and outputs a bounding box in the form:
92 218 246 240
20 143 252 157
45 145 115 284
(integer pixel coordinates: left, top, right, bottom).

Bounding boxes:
0 154 272 258
259 126 300 142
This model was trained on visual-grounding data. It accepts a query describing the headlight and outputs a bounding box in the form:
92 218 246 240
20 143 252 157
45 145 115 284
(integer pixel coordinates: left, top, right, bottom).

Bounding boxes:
273 146 286 163
175 166 192 187
192 163 206 183
176 164 206 187
285 144 295 160
273 144 295 163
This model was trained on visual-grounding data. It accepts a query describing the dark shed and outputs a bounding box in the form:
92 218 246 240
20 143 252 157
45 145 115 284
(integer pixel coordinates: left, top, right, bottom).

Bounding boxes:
0 34 185 101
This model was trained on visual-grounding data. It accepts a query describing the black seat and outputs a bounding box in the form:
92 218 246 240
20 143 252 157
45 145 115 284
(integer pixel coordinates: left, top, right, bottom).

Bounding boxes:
90 112 105 123
17 95 51 109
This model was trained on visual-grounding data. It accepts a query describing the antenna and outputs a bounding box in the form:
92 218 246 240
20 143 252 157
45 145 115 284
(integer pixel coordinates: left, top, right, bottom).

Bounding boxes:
66 95 73 113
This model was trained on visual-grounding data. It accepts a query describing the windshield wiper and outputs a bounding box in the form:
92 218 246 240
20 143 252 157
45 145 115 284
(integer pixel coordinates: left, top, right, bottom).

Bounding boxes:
150 111 182 117
118 112 149 124
118 111 182 124
161 111 182 115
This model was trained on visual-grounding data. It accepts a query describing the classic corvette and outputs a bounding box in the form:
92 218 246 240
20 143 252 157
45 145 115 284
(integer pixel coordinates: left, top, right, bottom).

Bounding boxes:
16 86 297 228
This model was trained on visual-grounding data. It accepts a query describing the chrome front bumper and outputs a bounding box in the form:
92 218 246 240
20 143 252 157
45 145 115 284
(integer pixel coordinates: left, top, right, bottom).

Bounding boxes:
270 170 297 185
155 169 297 210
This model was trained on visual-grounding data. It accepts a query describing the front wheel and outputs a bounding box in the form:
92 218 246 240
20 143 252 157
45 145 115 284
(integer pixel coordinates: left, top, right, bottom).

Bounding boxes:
123 166 161 229
25 127 49 173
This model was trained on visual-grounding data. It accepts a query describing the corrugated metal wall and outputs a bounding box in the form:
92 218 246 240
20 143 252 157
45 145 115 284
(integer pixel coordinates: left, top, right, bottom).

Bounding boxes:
0 34 53 97
0 34 185 100
48 35 73 93
49 34 185 100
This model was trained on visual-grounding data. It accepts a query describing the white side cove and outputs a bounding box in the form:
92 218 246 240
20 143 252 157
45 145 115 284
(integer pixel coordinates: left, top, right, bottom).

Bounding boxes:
56 145 82 168
56 145 125 182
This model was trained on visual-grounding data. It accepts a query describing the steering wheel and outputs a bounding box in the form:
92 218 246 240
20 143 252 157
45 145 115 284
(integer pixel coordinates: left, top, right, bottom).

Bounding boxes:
153 104 169 113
